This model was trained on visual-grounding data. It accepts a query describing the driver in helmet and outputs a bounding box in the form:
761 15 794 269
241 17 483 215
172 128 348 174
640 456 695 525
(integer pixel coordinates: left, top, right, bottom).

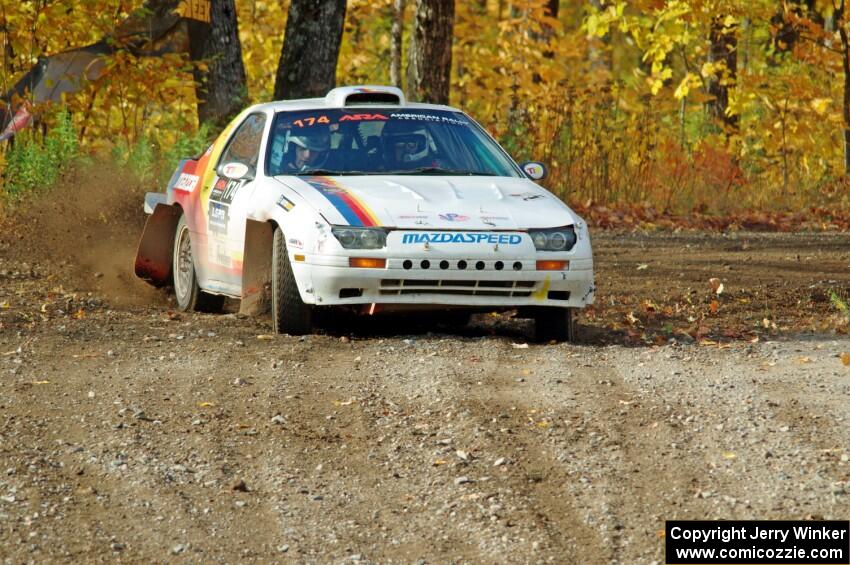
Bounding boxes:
383 129 432 171
282 129 331 173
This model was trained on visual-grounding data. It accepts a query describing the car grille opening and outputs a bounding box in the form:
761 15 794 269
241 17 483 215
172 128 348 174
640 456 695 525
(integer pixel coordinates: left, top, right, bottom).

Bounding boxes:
547 291 570 301
339 288 363 298
379 279 536 297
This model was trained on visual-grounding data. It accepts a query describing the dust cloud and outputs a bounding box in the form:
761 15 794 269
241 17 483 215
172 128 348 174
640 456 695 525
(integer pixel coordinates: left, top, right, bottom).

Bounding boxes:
0 163 169 308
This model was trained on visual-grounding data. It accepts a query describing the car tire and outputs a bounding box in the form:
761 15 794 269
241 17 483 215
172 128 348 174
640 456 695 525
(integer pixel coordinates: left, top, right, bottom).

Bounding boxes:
173 215 224 313
533 307 575 343
272 225 312 335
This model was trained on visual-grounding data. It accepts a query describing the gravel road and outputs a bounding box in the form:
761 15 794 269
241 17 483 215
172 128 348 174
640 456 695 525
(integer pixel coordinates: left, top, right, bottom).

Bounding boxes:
2 314 850 563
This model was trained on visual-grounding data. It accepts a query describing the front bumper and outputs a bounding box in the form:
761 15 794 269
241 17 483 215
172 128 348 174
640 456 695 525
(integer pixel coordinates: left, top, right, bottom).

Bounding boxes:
291 254 595 309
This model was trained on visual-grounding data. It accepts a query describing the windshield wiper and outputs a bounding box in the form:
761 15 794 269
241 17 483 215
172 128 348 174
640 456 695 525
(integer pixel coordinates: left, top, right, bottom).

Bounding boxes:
387 167 493 176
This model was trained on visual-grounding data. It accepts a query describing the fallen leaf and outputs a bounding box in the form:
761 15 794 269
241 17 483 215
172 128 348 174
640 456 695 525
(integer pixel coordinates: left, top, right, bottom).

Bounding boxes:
31 380 50 385
841 353 850 366
0 301 9 309
256 334 275 340
72 309 85 320
625 312 639 325
636 264 649 270
433 459 448 466
699 339 718 346
797 356 812 364
709 300 719 315
511 342 529 349
198 401 216 407
332 398 355 406
722 451 736 459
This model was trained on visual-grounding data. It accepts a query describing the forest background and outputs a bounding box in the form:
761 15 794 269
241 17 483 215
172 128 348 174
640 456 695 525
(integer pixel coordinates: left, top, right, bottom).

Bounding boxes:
1 0 848 221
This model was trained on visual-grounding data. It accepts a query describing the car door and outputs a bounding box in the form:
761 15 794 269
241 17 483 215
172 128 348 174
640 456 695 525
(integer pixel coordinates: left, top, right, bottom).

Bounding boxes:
205 113 266 292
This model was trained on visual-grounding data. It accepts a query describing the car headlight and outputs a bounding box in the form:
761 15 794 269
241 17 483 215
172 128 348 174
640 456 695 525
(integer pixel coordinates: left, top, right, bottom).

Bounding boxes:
529 226 577 252
331 226 387 249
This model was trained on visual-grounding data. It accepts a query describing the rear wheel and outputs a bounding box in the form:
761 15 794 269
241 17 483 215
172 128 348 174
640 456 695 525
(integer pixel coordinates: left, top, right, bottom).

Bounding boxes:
173 215 224 312
272 226 312 334
533 307 575 343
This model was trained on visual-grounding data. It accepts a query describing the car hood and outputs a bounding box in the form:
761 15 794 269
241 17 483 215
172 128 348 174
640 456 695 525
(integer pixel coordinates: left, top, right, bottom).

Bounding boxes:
274 175 576 230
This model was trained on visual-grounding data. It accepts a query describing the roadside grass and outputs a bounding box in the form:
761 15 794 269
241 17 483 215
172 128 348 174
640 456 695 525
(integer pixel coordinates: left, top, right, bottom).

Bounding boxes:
1 114 213 204
830 290 850 326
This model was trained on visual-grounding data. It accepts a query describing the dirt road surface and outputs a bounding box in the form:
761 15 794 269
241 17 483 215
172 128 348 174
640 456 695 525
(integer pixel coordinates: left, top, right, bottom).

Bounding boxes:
1 180 850 563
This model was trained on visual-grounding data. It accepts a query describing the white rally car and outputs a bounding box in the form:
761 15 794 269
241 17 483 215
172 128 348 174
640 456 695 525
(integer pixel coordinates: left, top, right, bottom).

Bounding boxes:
135 86 594 341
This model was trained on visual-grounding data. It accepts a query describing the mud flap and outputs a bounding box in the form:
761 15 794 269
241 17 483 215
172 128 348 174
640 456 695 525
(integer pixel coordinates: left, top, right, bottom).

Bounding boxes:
240 220 273 316
134 203 180 287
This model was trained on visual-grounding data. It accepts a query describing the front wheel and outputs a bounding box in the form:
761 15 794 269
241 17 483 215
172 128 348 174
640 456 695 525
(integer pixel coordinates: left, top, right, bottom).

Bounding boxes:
533 307 575 343
173 215 224 312
271 226 312 334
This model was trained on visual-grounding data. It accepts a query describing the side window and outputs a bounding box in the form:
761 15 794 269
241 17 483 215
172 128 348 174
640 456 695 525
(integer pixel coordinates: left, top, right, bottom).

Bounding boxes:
219 114 266 171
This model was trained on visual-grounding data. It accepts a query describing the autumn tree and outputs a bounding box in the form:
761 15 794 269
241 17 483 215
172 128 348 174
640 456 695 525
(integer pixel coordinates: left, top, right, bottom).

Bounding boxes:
1 0 247 131
187 0 248 127
274 0 347 100
406 0 455 104
391 0 406 88
836 0 850 173
706 15 738 129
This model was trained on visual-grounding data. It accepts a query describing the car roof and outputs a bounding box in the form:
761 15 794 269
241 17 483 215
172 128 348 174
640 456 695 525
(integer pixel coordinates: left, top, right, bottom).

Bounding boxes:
243 85 462 116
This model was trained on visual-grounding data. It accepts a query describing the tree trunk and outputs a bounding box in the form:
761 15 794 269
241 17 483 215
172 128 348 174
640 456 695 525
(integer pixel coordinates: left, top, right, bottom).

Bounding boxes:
406 0 455 104
545 0 559 20
390 0 405 88
706 15 738 130
274 0 347 100
838 2 850 174
187 0 247 128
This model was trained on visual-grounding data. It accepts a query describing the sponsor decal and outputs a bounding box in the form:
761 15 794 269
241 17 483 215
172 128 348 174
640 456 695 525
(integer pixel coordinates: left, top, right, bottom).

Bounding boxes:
208 240 232 268
390 112 469 126
522 163 545 178
397 214 430 220
288 238 304 249
438 213 469 222
401 232 522 245
292 113 388 128
174 173 199 192
276 195 295 211
339 113 388 122
222 162 249 179
210 179 241 204
208 202 229 234
509 192 544 201
303 176 380 227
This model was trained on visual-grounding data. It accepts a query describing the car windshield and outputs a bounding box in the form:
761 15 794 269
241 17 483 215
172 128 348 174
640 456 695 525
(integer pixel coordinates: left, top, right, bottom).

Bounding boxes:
265 108 521 177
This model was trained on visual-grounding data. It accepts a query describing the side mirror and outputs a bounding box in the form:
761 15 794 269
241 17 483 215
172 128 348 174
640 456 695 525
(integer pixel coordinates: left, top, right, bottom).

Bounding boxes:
521 161 547 181
217 161 254 181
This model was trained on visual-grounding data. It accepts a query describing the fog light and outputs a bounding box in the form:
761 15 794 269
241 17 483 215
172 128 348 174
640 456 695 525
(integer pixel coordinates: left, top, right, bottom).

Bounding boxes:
349 257 386 268
536 260 568 271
